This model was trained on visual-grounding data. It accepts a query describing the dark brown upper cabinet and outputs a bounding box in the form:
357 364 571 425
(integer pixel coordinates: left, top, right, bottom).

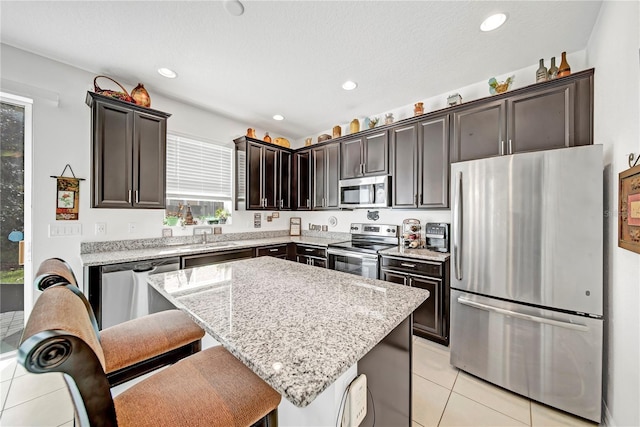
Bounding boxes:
294 149 311 210
340 131 388 179
279 150 292 210
451 69 593 163
234 137 292 210
391 114 450 209
86 92 170 209
312 142 340 210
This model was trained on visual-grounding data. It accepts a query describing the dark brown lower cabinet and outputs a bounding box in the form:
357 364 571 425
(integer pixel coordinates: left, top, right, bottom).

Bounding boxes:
380 256 449 345
255 244 289 259
295 244 327 267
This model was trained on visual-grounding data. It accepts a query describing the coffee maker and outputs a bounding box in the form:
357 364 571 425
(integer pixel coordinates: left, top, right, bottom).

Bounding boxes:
425 223 449 253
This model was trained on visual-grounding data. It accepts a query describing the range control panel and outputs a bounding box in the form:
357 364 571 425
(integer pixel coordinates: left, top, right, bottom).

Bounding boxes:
350 223 398 237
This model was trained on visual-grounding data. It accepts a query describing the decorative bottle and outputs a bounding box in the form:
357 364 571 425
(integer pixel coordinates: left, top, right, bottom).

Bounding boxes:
263 132 272 143
557 51 571 77
548 57 558 80
536 59 548 83
414 102 424 116
332 125 342 138
350 119 360 134
246 128 256 138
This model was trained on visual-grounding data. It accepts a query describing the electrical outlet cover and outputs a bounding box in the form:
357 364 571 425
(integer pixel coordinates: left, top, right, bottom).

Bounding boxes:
347 374 367 427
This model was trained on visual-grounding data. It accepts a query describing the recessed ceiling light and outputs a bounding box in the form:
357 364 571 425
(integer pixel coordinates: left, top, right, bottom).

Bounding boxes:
224 0 245 16
342 80 358 91
273 114 284 121
480 13 507 32
158 68 177 78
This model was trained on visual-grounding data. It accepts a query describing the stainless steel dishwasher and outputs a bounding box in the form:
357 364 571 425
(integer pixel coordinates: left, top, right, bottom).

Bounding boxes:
100 257 180 329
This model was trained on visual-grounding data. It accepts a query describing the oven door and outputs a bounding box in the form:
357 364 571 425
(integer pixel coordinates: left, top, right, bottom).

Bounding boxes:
328 248 379 279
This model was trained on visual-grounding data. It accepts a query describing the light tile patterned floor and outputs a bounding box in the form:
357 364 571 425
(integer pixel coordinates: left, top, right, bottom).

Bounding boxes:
0 311 24 355
0 335 601 426
411 336 600 427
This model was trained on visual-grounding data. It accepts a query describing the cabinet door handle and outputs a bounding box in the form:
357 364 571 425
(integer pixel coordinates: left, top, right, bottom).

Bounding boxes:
401 263 416 268
128 190 132 204
307 198 311 208
508 139 513 154
280 199 284 209
135 191 139 204
500 140 505 155
360 163 365 175
322 197 325 207
269 248 279 252
305 248 314 252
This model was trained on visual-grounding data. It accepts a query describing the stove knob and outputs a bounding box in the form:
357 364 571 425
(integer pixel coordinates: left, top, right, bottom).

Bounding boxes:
387 228 393 233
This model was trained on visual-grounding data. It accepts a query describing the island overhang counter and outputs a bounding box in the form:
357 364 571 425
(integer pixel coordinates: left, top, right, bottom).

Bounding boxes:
146 256 429 426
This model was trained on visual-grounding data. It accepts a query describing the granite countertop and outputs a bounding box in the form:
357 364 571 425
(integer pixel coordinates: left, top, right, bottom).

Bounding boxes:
147 257 429 408
80 235 348 267
379 246 450 262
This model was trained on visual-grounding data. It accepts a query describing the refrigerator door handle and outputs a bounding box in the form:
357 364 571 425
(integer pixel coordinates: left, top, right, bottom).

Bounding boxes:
453 171 462 280
457 297 589 332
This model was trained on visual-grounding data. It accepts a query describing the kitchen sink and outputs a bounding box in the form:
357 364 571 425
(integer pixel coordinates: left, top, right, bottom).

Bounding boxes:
174 242 240 252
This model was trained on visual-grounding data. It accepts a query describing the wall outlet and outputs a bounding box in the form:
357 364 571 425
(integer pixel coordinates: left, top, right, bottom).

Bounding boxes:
95 222 106 235
343 374 367 427
128 222 137 233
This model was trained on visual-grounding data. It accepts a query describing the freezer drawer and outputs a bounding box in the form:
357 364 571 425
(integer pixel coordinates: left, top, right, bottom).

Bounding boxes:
450 290 602 422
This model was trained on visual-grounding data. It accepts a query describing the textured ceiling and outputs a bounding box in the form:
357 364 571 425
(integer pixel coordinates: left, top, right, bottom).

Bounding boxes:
0 1 602 140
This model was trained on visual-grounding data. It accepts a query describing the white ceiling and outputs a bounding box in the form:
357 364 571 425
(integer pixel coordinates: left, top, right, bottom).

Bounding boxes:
0 1 602 140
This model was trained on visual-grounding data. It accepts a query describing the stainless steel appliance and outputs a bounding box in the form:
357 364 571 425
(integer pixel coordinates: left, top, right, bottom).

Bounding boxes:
449 145 603 422
425 223 449 253
100 257 180 329
339 176 390 208
328 223 399 279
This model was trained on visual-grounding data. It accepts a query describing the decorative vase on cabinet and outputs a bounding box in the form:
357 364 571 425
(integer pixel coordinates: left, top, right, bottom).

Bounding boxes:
558 51 571 77
350 119 360 134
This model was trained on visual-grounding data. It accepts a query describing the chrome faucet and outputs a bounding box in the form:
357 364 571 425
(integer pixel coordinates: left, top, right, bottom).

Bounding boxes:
202 230 209 244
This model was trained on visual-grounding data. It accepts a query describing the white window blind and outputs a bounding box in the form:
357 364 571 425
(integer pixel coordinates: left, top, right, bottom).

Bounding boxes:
166 134 232 201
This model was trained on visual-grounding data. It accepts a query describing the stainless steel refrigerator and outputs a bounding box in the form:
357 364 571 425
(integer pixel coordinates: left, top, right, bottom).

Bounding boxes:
449 145 603 422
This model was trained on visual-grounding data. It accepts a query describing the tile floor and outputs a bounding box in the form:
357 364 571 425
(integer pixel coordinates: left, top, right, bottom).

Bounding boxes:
0 311 24 355
0 335 600 426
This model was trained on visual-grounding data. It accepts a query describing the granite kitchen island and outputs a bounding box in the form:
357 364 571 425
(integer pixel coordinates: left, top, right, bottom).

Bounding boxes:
147 256 429 426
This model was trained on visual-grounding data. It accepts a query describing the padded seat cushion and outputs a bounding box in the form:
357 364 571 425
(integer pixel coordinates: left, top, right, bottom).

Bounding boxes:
113 346 282 427
101 310 205 374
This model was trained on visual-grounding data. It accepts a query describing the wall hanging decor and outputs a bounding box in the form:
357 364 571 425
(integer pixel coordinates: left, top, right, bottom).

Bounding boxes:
618 162 640 254
50 164 85 220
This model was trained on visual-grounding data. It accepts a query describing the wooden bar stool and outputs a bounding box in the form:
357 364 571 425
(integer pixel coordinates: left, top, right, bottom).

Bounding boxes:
19 282 281 426
34 258 206 386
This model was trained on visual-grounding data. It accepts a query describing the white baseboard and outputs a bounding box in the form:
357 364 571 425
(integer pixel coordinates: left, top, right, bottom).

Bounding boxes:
602 401 616 427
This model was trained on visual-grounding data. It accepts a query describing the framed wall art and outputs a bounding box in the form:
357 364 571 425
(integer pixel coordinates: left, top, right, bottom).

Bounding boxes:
618 163 640 254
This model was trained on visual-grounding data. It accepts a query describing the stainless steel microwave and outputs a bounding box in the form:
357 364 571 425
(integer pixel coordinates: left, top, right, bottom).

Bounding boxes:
339 175 390 208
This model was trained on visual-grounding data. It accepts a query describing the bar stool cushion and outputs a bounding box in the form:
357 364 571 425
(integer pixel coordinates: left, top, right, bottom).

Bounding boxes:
101 310 205 374
114 345 282 427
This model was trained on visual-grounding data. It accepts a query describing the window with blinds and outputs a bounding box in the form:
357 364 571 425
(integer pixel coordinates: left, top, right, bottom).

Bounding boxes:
165 134 233 223
166 134 232 200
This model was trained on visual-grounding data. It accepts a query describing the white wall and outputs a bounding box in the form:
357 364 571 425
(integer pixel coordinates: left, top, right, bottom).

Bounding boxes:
0 44 287 292
586 2 640 426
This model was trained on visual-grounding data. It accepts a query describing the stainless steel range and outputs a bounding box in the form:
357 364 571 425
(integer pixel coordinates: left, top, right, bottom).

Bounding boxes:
328 223 399 279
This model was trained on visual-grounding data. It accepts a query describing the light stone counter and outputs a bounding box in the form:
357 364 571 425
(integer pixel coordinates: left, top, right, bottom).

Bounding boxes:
147 256 429 408
80 235 348 267
379 246 450 262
